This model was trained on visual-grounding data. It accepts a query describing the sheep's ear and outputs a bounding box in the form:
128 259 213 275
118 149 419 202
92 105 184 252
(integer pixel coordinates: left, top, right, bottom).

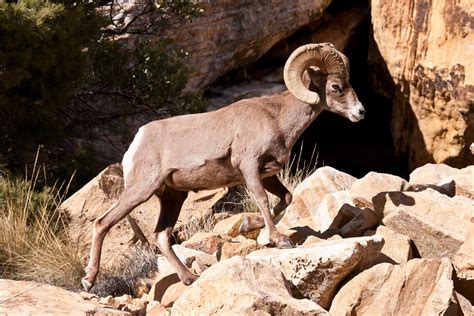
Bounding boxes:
306 66 326 87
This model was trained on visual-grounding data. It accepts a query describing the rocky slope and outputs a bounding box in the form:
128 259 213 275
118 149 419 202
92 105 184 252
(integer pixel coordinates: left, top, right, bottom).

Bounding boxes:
3 163 472 314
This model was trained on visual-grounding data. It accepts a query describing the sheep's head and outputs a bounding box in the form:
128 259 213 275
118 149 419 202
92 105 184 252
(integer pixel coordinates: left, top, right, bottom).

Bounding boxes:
283 43 365 122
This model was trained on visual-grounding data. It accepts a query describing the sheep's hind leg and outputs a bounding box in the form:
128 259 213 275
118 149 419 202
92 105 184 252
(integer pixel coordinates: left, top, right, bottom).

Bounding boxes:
240 163 293 249
81 183 158 292
240 175 292 233
155 187 198 285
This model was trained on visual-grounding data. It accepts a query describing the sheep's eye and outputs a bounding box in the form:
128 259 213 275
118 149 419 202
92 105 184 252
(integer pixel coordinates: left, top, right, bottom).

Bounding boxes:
332 84 342 92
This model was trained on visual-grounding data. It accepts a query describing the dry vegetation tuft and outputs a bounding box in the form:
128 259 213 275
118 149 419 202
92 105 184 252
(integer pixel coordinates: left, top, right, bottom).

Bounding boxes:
0 155 84 290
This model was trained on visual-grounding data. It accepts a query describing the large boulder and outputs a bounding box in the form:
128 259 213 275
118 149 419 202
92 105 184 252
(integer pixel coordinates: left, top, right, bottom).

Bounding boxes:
158 0 333 90
247 236 384 309
350 171 409 219
171 256 328 315
0 280 128 315
277 167 357 233
330 259 459 315
60 164 226 265
371 0 474 169
381 189 473 259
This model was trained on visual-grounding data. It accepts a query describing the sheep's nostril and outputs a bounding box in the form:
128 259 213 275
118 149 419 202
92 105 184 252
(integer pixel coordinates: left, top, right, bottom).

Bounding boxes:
359 108 365 116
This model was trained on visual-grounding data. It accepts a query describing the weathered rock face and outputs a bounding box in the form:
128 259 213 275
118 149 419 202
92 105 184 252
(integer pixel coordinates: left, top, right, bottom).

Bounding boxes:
350 171 408 219
329 259 458 315
171 256 328 315
247 236 384 309
60 164 226 265
277 167 357 232
0 280 128 315
369 225 413 265
371 0 474 169
381 189 473 259
453 222 474 280
158 0 333 91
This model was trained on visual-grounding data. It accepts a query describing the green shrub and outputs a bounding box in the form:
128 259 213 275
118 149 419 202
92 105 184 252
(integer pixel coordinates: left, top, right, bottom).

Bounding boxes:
0 0 204 186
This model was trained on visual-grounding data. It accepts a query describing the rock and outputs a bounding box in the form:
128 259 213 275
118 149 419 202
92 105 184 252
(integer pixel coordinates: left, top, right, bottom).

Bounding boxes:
370 0 473 169
337 205 379 238
147 273 180 303
369 225 413 265
122 298 148 315
408 163 458 196
146 301 168 316
381 189 473 259
310 7 367 52
181 232 231 255
213 212 261 239
0 279 129 315
453 165 474 199
157 245 216 270
277 167 357 232
157 1 333 90
350 171 409 219
247 236 384 309
218 236 262 260
171 256 328 315
330 259 458 315
454 291 474 316
453 222 474 280
160 282 189 308
60 164 226 265
408 164 474 199
312 190 353 233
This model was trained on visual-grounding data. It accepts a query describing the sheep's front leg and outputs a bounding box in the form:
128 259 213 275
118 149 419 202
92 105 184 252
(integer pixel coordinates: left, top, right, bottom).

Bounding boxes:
240 162 293 249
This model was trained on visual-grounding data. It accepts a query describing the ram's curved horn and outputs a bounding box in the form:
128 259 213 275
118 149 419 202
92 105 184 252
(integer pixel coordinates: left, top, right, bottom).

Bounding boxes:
283 43 346 104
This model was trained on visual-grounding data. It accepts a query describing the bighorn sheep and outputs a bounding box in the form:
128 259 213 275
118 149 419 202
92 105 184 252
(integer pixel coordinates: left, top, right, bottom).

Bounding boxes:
82 43 365 291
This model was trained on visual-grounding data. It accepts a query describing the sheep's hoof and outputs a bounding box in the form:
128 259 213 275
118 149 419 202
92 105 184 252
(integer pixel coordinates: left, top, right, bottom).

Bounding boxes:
81 277 93 293
239 215 264 233
273 234 294 249
182 273 199 286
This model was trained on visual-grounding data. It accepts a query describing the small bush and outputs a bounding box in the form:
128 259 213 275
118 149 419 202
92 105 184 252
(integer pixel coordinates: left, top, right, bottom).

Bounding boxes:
91 245 160 297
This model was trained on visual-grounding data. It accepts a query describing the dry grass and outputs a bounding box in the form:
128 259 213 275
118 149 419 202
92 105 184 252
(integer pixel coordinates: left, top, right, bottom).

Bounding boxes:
175 210 217 242
91 245 160 297
0 154 84 290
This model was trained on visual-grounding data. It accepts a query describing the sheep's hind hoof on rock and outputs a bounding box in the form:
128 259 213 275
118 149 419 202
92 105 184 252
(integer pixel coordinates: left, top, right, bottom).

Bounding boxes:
274 235 294 249
81 278 93 293
182 273 199 286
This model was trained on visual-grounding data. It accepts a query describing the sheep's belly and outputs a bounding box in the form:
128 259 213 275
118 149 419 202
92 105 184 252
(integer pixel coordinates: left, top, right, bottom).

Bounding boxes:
166 160 243 191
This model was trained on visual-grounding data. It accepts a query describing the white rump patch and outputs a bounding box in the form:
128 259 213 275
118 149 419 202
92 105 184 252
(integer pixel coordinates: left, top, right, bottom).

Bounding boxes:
122 127 144 183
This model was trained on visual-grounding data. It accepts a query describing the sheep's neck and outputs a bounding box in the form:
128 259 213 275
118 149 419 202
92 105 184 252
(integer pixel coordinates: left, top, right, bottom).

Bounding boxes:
279 92 323 149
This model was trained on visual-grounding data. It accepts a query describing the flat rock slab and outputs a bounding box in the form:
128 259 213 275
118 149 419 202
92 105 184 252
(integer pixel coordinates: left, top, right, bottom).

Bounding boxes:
381 189 473 259
0 279 128 315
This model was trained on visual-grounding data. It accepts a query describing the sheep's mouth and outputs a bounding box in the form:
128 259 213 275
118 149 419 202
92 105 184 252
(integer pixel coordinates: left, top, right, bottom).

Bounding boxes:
348 113 364 122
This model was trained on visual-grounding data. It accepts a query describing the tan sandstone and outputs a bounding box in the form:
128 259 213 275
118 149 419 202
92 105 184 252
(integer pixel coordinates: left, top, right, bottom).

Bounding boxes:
247 236 384 309
371 0 474 169
330 259 459 315
171 256 328 315
381 189 473 259
0 280 128 315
